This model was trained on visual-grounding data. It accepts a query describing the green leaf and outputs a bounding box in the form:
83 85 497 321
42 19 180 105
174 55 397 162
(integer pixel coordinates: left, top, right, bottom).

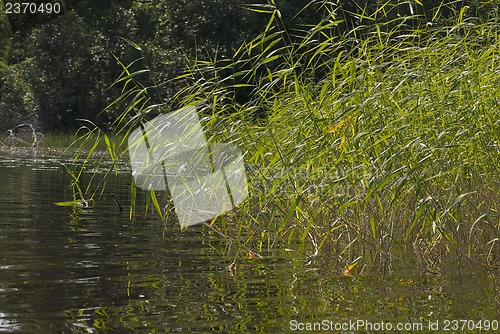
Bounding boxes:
55 200 87 207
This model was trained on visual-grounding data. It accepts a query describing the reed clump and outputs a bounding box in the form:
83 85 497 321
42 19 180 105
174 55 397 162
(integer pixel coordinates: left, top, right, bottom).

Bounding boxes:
177 4 499 272
71 2 499 273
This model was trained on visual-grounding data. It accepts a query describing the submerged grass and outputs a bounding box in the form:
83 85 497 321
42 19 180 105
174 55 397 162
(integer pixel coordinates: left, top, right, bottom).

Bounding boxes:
69 2 499 275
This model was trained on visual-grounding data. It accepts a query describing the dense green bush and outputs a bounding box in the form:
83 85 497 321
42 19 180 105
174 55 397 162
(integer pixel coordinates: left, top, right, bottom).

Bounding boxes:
0 60 39 130
1 0 265 132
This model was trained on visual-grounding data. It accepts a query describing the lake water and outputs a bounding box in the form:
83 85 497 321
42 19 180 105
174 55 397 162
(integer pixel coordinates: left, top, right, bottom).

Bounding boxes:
0 149 498 333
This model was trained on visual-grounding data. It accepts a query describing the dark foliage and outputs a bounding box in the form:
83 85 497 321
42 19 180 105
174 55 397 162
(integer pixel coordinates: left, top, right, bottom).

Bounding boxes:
0 0 497 132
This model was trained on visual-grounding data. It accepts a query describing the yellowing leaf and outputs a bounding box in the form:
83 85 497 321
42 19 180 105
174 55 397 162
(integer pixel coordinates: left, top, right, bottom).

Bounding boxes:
326 119 346 134
342 256 362 276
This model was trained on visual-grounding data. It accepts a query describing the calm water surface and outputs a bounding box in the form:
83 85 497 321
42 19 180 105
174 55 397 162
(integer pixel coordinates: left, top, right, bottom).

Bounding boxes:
0 149 498 333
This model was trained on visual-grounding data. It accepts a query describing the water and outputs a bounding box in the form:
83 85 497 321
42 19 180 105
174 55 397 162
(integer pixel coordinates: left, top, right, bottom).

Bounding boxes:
0 149 498 333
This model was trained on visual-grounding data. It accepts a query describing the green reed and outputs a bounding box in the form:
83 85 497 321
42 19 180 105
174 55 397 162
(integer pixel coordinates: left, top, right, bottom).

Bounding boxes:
69 2 499 274
182 3 499 272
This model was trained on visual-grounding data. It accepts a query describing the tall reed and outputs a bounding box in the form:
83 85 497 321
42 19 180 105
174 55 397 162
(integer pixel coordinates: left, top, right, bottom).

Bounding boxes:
69 2 499 274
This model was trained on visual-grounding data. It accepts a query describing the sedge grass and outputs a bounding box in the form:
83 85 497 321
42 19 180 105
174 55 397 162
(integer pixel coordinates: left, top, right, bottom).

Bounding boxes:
68 3 499 275
183 7 499 273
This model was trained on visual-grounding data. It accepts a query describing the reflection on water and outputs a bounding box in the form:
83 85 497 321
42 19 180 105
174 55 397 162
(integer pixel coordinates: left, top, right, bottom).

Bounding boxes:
0 149 498 333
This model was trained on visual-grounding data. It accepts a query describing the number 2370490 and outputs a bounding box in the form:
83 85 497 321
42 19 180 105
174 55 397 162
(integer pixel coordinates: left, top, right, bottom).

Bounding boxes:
3 2 61 14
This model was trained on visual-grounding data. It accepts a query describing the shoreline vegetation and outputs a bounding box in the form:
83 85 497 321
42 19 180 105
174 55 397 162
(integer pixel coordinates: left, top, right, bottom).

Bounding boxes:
3 2 499 276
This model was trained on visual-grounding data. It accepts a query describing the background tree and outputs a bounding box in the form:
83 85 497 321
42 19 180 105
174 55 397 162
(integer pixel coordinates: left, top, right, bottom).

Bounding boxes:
1 0 497 133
